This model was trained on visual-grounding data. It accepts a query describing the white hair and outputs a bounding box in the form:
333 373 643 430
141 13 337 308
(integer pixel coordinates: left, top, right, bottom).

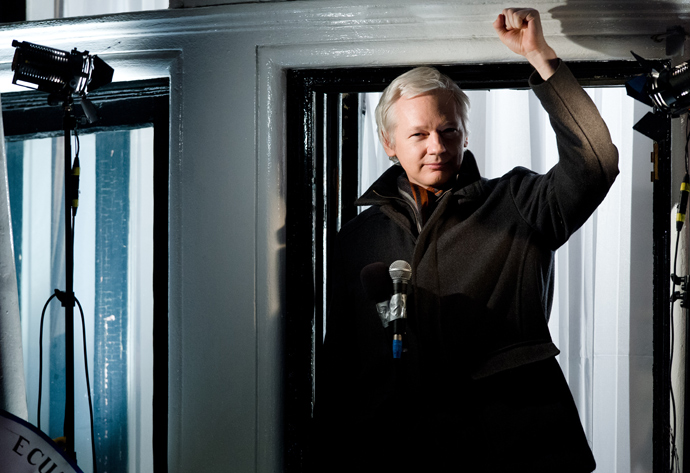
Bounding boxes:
375 66 470 162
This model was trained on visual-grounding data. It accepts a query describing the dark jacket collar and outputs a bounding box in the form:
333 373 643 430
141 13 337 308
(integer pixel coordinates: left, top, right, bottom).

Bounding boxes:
355 150 483 207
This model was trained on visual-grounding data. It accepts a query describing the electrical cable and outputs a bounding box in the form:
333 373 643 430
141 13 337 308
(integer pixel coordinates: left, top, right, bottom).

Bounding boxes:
37 290 97 473
37 293 57 431
36 177 96 473
72 127 80 217
74 126 80 160
670 234 680 473
668 116 690 473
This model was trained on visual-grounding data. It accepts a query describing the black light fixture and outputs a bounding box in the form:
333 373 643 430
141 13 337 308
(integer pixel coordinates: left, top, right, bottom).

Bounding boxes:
626 50 690 142
11 40 113 122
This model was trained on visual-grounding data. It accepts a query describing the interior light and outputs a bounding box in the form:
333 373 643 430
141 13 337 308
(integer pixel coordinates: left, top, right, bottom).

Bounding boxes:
626 51 690 141
8 41 116 461
11 40 114 122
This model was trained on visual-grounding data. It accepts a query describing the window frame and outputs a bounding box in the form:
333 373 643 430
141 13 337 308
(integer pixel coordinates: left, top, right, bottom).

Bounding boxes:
2 78 170 473
285 60 672 472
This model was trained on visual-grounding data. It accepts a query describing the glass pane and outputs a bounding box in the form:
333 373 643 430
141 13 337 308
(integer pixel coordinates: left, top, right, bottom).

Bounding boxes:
7 127 154 473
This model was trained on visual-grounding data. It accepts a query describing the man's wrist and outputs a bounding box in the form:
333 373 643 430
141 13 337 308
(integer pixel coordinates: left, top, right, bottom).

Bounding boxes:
525 47 558 81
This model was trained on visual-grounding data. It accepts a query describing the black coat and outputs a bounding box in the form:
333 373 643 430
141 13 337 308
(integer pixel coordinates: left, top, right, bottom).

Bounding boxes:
317 61 618 472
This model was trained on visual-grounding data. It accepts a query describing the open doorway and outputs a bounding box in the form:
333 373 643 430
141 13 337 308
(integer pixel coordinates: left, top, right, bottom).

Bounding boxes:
285 61 668 472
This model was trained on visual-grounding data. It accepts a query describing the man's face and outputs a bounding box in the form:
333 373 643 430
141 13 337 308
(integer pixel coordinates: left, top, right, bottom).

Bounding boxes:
383 90 466 189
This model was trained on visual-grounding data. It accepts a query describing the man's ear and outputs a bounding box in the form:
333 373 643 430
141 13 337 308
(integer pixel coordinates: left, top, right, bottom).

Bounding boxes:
382 133 396 157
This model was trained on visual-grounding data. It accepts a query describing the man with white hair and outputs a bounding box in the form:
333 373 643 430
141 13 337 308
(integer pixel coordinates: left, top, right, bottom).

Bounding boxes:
318 8 617 472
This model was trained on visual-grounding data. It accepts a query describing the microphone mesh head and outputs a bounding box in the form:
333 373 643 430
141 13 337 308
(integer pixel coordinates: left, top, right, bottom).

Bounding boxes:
389 260 411 282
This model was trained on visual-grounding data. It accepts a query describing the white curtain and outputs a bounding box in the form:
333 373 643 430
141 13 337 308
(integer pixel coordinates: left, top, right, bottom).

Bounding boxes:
0 93 28 421
359 93 392 197
360 86 654 473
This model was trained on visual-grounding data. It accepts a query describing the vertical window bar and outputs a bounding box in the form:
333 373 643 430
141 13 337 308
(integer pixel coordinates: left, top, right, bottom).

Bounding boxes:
339 92 360 227
313 91 326 418
152 96 169 473
94 131 130 471
323 92 336 347
335 94 344 232
49 135 66 441
284 71 317 473
6 140 24 306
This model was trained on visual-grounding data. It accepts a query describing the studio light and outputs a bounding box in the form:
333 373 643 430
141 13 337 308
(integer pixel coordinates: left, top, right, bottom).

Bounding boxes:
626 51 690 141
8 41 115 463
11 40 114 122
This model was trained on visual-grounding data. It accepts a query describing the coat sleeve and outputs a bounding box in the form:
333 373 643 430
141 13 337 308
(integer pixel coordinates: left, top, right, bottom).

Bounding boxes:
509 60 620 248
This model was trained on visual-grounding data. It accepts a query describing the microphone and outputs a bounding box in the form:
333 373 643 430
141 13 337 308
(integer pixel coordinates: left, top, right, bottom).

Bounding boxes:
360 262 393 327
389 260 411 359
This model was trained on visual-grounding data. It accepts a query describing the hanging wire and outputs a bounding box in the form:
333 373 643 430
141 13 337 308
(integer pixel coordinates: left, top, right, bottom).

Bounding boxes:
670 233 681 473
685 116 690 175
36 157 96 471
37 291 97 473
669 116 690 473
37 293 57 431
73 124 80 160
